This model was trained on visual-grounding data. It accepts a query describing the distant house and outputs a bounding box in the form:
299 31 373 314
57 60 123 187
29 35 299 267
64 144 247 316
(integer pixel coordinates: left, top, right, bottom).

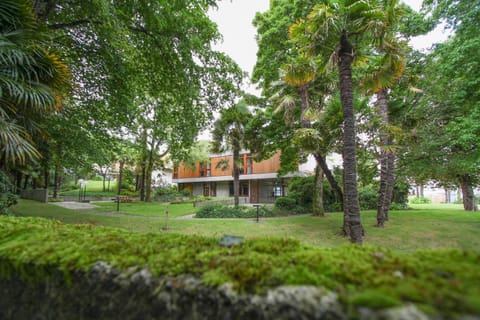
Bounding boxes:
172 151 305 203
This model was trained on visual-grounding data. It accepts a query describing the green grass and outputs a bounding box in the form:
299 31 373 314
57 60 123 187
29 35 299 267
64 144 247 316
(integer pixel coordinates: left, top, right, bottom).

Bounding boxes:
91 201 198 218
60 180 118 196
10 200 480 253
1 216 480 316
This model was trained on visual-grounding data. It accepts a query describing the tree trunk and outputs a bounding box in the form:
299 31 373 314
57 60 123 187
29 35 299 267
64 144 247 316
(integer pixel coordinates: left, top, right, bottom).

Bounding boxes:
102 173 106 192
299 85 311 129
233 148 240 207
376 89 389 227
459 175 477 211
23 175 30 190
53 165 60 198
338 31 363 244
117 160 125 195
312 162 325 216
314 154 343 210
140 164 146 201
15 171 22 194
44 167 49 189
384 151 395 221
145 147 154 202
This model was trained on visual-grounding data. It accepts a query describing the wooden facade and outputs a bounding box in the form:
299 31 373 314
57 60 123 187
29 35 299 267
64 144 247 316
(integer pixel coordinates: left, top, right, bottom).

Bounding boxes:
174 151 282 179
172 151 291 203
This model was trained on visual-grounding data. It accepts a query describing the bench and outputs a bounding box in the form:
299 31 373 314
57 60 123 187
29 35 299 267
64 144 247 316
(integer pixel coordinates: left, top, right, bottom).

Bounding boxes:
112 196 132 203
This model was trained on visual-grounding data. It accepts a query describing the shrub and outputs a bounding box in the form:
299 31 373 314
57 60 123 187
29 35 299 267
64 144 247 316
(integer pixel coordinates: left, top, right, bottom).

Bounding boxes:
92 176 103 181
181 189 192 197
274 197 297 211
410 196 432 204
155 186 183 202
0 171 17 216
358 186 377 210
195 204 274 218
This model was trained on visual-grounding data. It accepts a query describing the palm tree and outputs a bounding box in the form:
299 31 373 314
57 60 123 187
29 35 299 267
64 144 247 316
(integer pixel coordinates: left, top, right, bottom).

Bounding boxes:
360 0 407 227
290 0 386 244
0 0 70 167
211 100 250 207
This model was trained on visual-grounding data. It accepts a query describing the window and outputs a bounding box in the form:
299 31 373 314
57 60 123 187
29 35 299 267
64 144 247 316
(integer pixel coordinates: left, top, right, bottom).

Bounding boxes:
229 181 249 196
200 161 211 177
246 155 253 174
203 183 210 197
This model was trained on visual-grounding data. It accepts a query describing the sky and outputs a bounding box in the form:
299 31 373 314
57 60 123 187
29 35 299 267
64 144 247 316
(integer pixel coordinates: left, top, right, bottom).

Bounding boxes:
208 0 451 79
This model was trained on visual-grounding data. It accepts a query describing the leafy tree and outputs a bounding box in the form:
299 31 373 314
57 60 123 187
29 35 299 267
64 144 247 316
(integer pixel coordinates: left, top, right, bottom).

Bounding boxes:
211 100 251 207
403 0 480 211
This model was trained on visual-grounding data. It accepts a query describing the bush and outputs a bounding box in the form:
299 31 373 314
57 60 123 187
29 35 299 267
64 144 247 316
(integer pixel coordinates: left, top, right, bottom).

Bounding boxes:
410 196 432 204
92 176 104 181
181 189 192 197
358 186 377 210
274 197 297 211
0 171 17 216
155 186 183 202
195 204 274 219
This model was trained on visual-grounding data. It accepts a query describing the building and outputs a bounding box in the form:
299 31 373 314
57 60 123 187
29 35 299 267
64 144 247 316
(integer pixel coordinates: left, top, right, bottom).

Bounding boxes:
172 151 303 203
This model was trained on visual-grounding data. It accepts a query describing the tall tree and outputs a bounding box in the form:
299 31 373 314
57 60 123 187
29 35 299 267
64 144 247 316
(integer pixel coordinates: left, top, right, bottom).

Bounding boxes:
359 0 408 227
289 0 389 243
211 100 251 207
407 0 480 211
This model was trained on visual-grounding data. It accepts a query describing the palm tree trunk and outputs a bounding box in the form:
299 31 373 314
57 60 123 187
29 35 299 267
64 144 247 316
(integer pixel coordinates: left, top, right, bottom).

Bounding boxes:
312 163 324 216
233 148 240 207
299 85 311 129
338 31 363 244
314 154 343 210
376 89 389 227
384 150 395 221
459 175 477 211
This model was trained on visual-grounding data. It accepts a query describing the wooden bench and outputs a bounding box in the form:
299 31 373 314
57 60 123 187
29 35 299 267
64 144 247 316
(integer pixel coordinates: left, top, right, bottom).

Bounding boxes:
112 196 132 203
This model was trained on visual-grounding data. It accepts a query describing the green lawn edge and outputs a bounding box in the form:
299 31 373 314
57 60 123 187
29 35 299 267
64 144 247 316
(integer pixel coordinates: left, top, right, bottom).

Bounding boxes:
0 216 479 317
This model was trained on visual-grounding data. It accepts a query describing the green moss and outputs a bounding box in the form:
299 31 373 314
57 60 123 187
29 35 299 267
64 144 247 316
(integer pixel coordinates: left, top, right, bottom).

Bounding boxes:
350 290 402 309
0 216 480 316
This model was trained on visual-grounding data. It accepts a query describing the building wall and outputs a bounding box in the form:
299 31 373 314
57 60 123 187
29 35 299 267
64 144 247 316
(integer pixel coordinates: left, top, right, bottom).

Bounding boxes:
175 151 282 180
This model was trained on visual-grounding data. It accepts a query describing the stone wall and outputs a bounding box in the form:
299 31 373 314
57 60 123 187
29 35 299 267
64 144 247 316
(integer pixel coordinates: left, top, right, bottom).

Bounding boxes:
19 188 48 203
0 261 430 320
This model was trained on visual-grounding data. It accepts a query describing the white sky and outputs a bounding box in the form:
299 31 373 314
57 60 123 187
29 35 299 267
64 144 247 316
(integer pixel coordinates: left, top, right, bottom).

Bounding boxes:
208 0 450 79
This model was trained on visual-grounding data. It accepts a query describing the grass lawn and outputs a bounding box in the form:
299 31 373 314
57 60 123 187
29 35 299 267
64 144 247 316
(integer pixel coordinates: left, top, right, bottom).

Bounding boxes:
10 200 480 252
60 180 119 196
91 201 198 218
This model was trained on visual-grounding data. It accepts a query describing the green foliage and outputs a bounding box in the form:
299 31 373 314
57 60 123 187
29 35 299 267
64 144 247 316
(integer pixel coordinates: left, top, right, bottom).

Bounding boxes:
195 205 274 219
358 186 378 210
0 172 17 215
411 196 432 204
154 186 185 203
1 216 480 316
274 197 297 211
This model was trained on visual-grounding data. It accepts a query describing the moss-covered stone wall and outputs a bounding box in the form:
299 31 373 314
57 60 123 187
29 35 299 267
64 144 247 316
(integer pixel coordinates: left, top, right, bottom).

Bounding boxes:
0 216 479 319
0 260 431 320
